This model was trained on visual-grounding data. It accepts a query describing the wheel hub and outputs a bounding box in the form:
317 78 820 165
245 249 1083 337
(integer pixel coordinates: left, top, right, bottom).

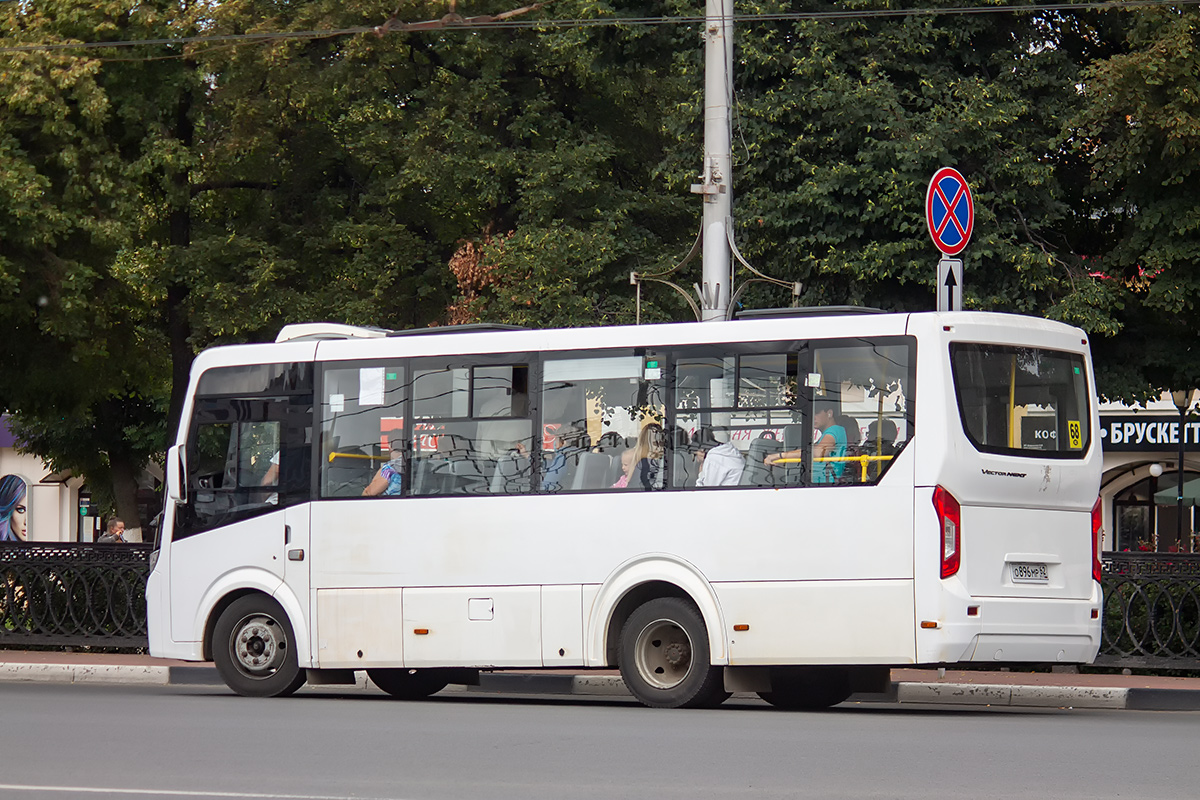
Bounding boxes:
232 615 284 675
663 641 690 667
634 618 694 691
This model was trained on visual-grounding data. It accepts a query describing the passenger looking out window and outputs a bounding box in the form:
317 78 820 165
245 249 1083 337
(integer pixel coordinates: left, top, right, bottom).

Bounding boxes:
763 401 848 484
363 439 404 497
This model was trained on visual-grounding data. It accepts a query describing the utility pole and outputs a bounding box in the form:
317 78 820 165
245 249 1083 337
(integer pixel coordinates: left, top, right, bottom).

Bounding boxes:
691 0 734 322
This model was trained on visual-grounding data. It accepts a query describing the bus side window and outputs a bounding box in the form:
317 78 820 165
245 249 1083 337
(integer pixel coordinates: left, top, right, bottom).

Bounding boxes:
410 363 534 496
542 354 663 492
177 402 300 542
320 362 407 498
808 340 911 486
673 348 799 489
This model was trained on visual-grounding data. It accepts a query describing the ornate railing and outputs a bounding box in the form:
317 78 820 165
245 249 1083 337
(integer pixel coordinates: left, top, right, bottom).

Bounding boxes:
1096 553 1200 669
0 542 153 648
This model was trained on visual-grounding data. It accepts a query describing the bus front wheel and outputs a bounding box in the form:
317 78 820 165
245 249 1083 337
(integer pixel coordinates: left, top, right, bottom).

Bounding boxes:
757 667 852 710
367 668 450 699
212 595 307 698
619 597 728 709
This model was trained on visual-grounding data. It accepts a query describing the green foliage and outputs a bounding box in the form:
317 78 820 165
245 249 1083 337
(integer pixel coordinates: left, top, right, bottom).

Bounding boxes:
1072 7 1200 399
729 1 1099 318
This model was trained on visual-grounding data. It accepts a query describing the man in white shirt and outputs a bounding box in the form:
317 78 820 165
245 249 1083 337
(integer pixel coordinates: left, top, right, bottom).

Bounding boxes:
694 430 745 487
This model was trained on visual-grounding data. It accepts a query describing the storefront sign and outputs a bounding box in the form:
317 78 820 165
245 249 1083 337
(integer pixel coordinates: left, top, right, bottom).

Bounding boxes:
1099 415 1200 451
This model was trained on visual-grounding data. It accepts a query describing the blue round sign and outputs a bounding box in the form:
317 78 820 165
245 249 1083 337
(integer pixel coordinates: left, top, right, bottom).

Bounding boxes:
925 168 974 256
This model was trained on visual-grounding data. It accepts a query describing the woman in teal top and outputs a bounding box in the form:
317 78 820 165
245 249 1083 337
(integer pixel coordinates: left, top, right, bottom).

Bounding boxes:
762 402 848 484
811 405 848 483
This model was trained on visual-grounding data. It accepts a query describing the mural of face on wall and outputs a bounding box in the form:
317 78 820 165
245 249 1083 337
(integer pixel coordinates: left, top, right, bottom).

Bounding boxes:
0 474 29 541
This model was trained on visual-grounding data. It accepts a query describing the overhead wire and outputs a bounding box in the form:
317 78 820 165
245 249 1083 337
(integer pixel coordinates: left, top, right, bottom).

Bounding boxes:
2 0 1199 55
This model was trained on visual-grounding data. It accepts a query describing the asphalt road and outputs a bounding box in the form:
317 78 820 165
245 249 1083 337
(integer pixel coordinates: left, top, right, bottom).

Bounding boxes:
1 682 1194 799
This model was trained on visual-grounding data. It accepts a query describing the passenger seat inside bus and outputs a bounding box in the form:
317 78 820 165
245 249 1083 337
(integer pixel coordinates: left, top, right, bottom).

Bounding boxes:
742 435 784 488
570 451 612 491
490 451 532 493
324 448 377 497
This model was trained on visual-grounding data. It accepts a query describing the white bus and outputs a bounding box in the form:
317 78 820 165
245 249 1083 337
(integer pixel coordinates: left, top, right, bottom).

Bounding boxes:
147 309 1104 709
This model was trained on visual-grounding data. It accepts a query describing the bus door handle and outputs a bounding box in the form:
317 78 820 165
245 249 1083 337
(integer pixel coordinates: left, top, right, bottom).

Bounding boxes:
284 524 291 545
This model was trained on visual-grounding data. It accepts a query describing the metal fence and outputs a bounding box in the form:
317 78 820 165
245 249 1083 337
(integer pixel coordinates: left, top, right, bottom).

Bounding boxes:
1096 552 1200 669
3 543 1200 668
0 542 153 648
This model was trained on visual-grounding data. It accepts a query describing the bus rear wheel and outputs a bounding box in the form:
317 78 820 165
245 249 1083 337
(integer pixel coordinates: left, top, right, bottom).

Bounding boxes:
212 595 307 698
757 667 852 710
367 668 450 699
619 597 728 709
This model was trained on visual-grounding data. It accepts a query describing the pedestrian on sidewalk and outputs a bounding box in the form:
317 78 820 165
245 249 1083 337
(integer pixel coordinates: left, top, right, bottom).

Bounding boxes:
98 517 127 543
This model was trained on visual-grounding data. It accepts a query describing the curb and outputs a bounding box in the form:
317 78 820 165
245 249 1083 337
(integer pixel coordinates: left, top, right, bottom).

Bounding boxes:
3 664 1199 710
894 682 1128 709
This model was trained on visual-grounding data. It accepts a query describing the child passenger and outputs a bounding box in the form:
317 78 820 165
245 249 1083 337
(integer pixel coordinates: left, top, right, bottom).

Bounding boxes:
612 449 635 488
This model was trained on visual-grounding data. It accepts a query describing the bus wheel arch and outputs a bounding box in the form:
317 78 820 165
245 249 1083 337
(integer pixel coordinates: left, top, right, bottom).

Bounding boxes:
202 588 260 662
589 556 728 668
210 593 307 698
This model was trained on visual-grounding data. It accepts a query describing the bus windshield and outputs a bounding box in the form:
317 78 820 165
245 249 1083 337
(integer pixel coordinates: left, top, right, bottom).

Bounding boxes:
951 343 1091 458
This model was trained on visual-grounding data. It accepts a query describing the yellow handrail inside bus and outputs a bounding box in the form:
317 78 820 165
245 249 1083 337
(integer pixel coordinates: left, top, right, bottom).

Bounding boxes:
772 454 894 481
1009 354 1018 449
328 452 387 463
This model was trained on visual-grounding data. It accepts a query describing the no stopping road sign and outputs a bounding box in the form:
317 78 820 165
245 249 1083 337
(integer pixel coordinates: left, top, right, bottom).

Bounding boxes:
926 168 973 256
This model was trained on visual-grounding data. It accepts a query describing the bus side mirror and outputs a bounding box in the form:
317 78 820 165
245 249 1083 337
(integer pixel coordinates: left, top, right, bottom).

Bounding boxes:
167 444 188 504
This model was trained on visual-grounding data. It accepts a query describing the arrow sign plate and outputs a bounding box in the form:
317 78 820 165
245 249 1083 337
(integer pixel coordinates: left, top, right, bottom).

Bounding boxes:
926 167 974 256
938 257 963 312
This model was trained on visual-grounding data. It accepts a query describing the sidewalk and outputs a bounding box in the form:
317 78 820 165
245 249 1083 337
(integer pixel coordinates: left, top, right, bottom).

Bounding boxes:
2 650 1198 710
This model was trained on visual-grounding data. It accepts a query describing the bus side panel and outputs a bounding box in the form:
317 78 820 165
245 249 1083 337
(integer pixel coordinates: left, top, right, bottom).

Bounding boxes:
402 586 542 668
718 581 916 665
308 485 916 588
168 515 288 643
315 587 405 668
541 584 585 666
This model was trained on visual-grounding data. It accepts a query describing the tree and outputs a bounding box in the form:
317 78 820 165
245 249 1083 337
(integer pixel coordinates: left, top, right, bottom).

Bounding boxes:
722 1 1119 327
0 0 182 529
1072 7 1200 400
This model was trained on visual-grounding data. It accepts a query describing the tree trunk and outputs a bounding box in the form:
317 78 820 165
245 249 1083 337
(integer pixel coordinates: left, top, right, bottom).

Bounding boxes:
109 454 144 541
165 83 195 445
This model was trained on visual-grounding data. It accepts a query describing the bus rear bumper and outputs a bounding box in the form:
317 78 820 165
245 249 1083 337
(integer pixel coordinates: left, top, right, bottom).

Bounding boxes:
961 593 1102 664
917 584 1103 666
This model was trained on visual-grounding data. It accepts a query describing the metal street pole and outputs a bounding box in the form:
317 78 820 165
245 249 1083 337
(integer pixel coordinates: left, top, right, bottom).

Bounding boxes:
695 0 733 322
1172 389 1194 553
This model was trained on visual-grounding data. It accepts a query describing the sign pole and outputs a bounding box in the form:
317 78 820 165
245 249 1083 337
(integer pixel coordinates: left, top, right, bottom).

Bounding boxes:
925 168 973 312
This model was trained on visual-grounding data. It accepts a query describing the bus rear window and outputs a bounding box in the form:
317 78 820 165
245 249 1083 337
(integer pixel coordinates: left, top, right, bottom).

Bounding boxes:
950 343 1090 459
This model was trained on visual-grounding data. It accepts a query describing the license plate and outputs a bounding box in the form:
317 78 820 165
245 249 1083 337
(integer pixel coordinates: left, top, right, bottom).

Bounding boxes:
1011 562 1049 583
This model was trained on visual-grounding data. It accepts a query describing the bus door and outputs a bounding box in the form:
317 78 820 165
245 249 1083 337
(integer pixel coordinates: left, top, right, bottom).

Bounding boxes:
170 394 313 646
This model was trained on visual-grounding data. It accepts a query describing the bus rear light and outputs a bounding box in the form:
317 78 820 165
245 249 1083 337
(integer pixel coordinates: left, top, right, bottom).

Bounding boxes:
933 486 961 579
1091 497 1103 583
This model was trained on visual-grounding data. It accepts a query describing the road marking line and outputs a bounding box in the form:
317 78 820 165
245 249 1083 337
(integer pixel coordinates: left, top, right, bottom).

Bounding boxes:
0 785 402 800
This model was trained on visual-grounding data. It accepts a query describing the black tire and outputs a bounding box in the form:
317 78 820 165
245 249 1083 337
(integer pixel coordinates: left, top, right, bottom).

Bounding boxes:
212 594 307 698
618 597 729 709
758 667 852 710
367 668 451 699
